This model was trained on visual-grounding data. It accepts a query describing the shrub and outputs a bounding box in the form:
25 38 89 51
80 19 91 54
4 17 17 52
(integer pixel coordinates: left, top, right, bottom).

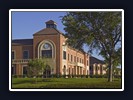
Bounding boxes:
17 75 23 78
90 74 107 78
22 74 28 78
81 75 86 78
12 75 17 78
86 75 90 78
114 75 121 78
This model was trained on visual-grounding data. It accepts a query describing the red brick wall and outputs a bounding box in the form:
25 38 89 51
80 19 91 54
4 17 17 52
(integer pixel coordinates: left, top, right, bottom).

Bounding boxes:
12 45 33 59
12 45 22 59
33 34 60 74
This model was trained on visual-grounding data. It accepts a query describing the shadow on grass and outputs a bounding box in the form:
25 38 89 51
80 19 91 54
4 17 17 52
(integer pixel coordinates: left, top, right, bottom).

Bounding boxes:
12 78 58 85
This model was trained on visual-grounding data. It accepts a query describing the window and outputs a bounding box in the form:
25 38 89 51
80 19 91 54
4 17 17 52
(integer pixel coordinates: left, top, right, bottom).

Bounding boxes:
71 55 73 62
46 24 56 29
74 56 76 62
63 51 66 59
77 57 79 62
41 43 52 58
68 54 69 61
42 50 52 58
87 60 88 66
43 43 52 50
23 51 29 59
12 51 15 59
80 58 81 63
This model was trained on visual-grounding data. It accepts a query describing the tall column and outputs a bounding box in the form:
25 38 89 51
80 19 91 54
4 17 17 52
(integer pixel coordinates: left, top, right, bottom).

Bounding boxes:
16 64 22 75
97 64 100 75
93 64 96 75
79 67 80 75
74 66 77 75
77 66 79 75
76 66 77 75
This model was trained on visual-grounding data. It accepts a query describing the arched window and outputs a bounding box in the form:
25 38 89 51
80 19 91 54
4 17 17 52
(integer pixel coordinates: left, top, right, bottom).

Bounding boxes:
38 40 56 59
41 43 52 58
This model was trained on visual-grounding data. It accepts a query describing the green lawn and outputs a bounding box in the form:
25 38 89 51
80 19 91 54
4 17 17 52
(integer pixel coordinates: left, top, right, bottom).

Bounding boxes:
12 78 121 89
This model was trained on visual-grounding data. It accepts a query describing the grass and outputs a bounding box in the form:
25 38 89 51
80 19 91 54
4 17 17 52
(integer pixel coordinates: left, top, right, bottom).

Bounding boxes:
12 78 121 89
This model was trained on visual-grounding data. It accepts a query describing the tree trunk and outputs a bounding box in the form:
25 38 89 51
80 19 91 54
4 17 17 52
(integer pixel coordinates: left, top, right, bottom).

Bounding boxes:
108 58 113 82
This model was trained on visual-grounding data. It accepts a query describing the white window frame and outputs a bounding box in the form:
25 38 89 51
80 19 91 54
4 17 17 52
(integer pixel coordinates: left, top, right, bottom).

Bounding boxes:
63 51 66 60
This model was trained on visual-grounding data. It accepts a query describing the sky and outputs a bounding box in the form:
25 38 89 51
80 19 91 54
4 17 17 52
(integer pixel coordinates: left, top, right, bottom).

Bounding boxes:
12 11 104 60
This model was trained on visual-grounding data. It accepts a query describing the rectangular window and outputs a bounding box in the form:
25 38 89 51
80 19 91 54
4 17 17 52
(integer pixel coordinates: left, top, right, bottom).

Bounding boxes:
12 51 15 59
87 60 88 66
80 58 81 63
74 56 76 62
63 51 66 59
71 55 73 62
42 50 52 58
23 50 29 59
68 54 69 61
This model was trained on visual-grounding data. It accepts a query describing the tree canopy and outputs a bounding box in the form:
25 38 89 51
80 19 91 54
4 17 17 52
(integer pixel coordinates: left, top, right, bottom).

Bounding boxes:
62 12 122 82
27 58 46 78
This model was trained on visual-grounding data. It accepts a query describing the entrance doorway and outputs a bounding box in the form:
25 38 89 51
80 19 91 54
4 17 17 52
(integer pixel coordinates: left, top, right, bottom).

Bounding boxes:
23 66 28 75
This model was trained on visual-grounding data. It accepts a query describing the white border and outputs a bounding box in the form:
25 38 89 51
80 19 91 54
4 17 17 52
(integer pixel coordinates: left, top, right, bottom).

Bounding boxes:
9 9 124 91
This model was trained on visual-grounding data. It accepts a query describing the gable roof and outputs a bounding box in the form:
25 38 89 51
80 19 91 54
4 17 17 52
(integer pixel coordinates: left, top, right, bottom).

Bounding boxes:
12 39 33 45
90 56 105 65
33 28 63 35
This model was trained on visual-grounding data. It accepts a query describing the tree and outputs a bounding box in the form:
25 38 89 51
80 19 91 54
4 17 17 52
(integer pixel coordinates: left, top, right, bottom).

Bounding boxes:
27 58 47 83
100 46 121 79
62 12 122 82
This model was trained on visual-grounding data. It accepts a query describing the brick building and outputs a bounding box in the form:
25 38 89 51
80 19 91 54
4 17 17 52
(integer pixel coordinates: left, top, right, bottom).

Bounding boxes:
12 20 106 77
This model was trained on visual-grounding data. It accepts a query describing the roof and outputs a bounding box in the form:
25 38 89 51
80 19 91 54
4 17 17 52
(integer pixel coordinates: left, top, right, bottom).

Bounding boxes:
90 56 105 65
45 20 57 25
33 28 63 35
12 39 33 45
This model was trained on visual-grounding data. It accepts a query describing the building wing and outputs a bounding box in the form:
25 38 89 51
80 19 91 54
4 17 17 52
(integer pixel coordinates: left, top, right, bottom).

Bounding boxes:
12 39 33 45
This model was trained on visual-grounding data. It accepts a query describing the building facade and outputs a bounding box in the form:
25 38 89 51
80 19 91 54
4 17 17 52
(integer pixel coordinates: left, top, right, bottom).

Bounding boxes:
12 20 106 77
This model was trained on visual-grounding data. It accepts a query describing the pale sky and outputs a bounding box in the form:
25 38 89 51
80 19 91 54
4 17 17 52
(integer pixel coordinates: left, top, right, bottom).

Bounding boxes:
12 11 104 60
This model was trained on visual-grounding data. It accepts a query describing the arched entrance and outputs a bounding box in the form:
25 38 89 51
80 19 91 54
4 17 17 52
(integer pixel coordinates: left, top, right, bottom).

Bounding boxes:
43 65 51 78
63 65 66 75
